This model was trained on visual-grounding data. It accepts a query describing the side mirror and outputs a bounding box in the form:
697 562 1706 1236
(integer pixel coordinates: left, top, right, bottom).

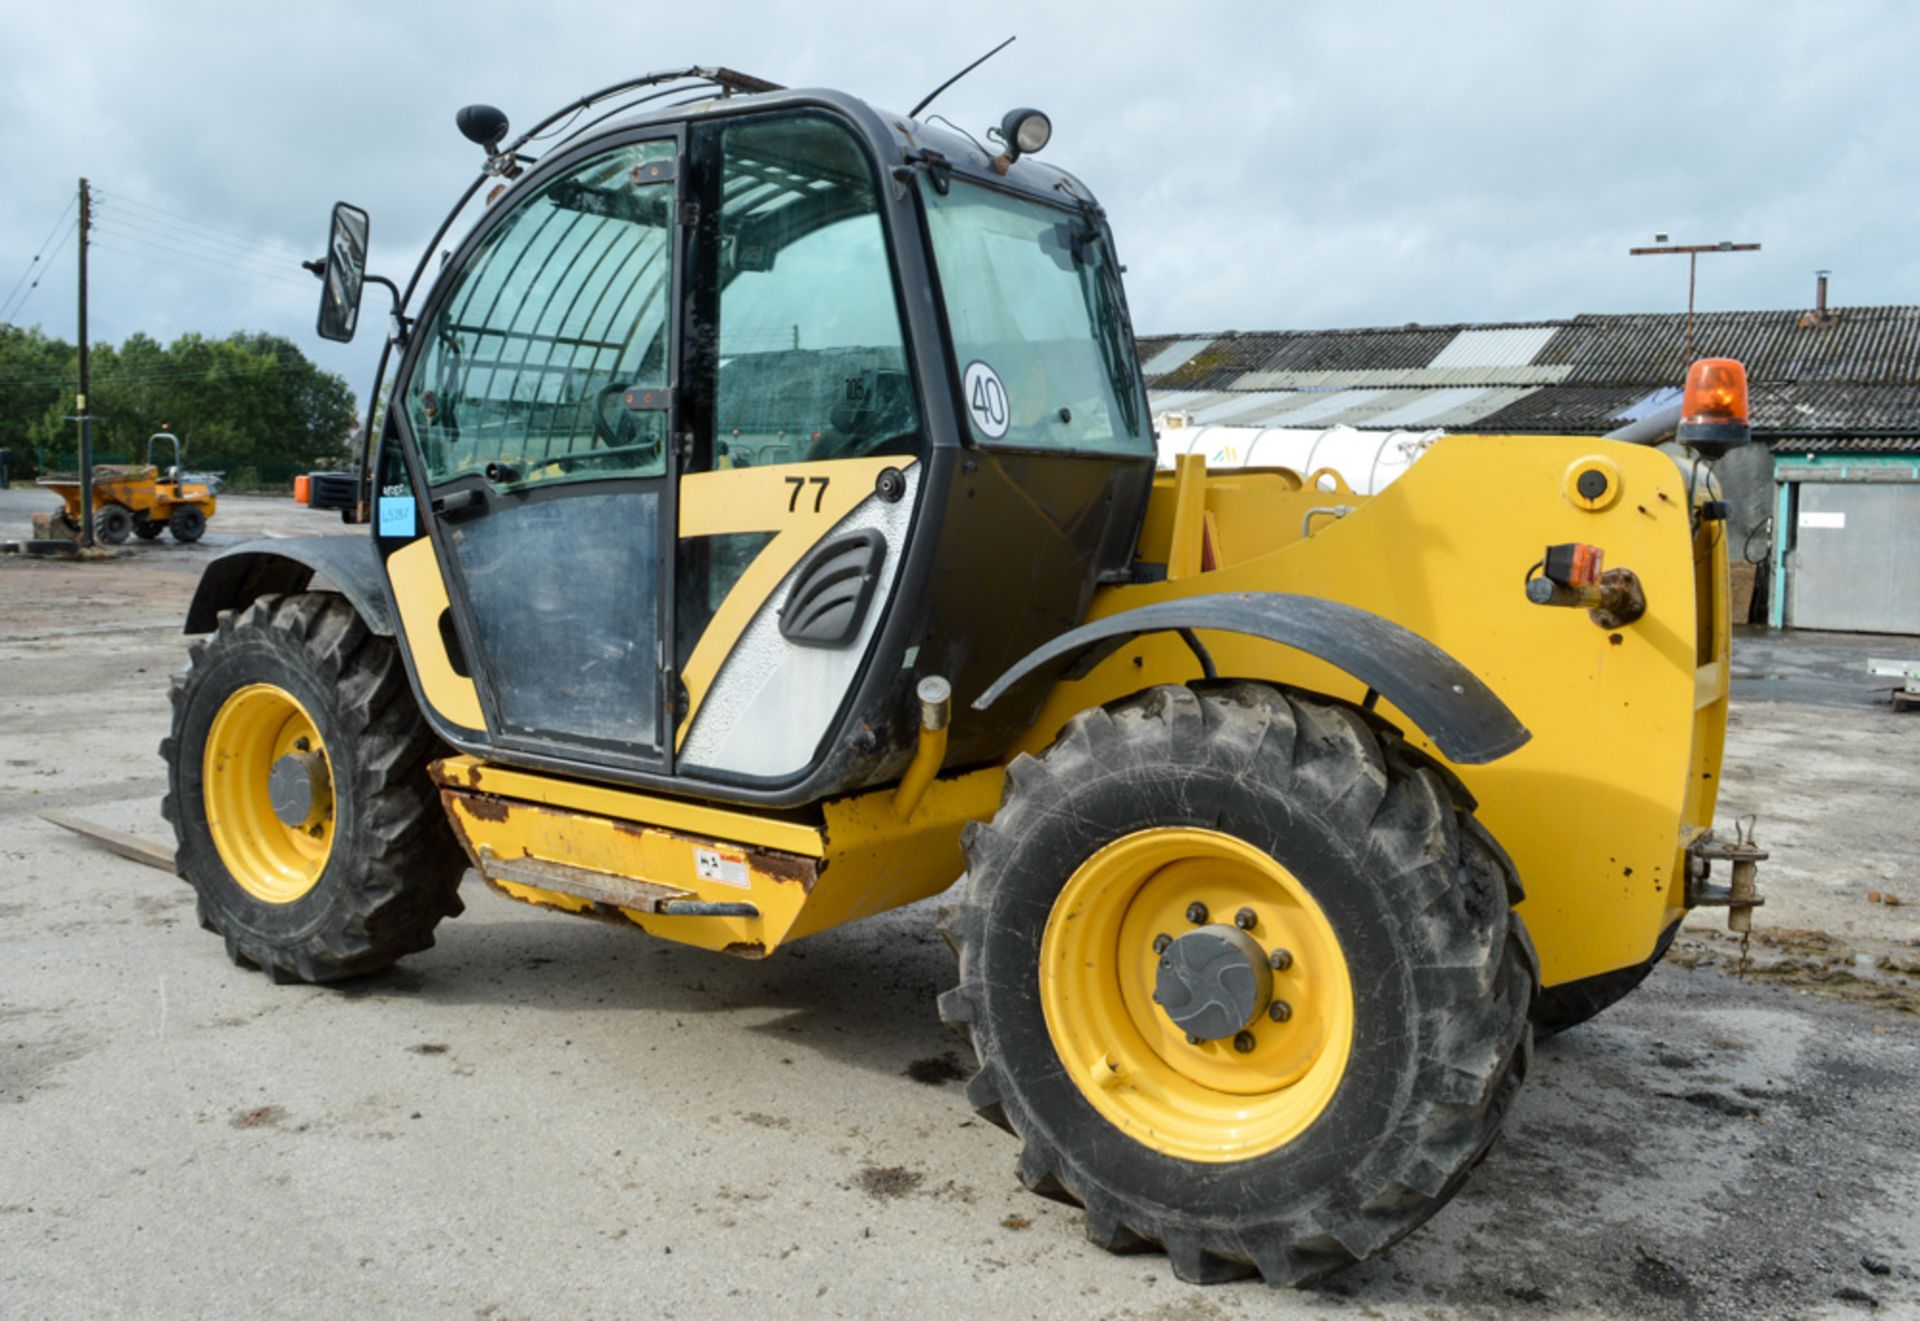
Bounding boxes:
316 202 370 343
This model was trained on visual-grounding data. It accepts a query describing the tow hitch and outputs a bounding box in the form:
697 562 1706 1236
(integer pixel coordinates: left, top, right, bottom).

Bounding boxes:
1686 816 1767 932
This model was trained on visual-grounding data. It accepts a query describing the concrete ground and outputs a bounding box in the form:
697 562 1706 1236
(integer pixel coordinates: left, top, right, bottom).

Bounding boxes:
1 489 1916 1320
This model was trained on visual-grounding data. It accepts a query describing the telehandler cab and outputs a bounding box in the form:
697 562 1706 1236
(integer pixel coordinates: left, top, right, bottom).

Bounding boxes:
165 67 1763 1285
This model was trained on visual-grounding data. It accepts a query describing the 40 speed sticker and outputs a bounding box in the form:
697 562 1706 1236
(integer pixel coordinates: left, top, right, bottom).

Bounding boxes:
963 360 1010 439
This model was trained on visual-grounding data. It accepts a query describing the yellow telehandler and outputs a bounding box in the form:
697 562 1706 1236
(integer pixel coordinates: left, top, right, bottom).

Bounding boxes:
163 68 1763 1285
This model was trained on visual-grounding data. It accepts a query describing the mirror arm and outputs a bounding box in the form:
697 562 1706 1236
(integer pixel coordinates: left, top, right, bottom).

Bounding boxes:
363 274 411 345
304 259 408 343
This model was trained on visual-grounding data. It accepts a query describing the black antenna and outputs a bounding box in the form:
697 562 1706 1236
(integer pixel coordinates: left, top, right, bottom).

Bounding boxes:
909 35 1015 119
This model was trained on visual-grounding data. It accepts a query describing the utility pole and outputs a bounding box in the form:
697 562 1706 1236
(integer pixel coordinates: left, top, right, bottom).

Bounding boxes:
1628 238 1760 372
75 177 93 548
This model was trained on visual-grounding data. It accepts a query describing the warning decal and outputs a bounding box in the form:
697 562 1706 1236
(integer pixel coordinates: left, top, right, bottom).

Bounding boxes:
693 846 751 889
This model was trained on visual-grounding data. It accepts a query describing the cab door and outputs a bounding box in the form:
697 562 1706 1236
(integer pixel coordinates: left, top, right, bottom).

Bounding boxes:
397 134 682 769
671 111 928 782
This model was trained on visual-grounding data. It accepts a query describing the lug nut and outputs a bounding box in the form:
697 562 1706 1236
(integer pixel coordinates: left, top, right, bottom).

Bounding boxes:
1269 1000 1293 1023
1185 902 1209 925
1233 1031 1256 1053
1185 1033 1202 1046
1152 933 1172 954
1269 948 1293 971
1234 907 1257 930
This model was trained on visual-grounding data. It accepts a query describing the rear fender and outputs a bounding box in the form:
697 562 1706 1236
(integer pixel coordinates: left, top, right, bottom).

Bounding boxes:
974 592 1529 766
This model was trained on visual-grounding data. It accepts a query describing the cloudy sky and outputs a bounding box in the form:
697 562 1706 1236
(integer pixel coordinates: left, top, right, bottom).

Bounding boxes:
6 1 1916 398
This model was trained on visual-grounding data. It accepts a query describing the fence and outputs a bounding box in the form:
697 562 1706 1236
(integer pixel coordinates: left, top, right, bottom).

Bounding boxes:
11 447 323 494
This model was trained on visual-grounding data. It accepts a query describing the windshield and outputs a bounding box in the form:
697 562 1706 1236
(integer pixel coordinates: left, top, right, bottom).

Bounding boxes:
921 178 1150 456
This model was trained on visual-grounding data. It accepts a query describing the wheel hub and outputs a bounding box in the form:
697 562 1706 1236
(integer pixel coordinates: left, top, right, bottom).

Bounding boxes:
1153 924 1272 1041
1040 827 1355 1162
203 683 336 904
268 750 332 829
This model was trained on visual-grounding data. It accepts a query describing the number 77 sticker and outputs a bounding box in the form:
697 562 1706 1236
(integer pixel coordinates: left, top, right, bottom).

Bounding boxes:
964 360 1010 440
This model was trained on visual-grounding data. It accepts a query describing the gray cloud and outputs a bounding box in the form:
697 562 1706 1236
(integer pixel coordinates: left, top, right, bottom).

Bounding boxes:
6 0 1914 403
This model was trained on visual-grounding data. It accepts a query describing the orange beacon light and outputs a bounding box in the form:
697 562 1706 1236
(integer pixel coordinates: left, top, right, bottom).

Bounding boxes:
1676 358 1751 458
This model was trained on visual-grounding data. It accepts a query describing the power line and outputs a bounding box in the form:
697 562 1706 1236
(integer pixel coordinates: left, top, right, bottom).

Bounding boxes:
0 196 80 319
90 212 316 282
2 220 80 322
91 188 314 263
90 241 315 305
91 220 315 289
90 236 317 298
94 201 315 275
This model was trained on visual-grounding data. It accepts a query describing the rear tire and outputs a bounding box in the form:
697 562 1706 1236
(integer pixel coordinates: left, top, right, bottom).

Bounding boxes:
940 683 1536 1286
161 592 466 983
133 518 164 540
95 502 134 544
168 505 207 542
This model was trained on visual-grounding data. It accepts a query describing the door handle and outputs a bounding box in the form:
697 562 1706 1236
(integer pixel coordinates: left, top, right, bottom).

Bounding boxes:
433 488 488 522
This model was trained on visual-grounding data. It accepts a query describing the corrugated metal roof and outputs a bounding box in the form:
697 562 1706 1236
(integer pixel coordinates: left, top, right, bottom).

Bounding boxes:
1188 391 1300 425
1139 306 1920 451
1139 337 1215 376
1363 387 1493 429
1142 326 1462 390
1546 308 1920 385
1243 388 1388 427
1150 385 1539 431
1751 383 1920 433
1428 325 1559 369
1230 364 1570 389
1771 435 1920 454
1416 385 1542 429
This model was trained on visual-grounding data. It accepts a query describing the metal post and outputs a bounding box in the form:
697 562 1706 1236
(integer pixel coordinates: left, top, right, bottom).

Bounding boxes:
75 177 92 548
1686 252 1697 365
1627 239 1760 376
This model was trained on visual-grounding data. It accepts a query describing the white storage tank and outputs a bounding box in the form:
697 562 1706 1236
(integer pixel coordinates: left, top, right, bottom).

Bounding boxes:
1154 418 1442 495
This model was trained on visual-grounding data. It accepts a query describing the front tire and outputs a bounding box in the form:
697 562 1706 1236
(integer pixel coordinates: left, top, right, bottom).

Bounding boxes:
940 684 1536 1286
168 505 207 542
161 592 466 983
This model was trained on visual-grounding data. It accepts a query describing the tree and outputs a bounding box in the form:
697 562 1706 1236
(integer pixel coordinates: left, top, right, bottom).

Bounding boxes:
0 323 355 481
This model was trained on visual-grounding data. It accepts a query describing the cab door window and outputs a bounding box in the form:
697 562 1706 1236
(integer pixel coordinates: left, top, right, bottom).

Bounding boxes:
407 140 678 490
677 113 921 663
709 114 919 470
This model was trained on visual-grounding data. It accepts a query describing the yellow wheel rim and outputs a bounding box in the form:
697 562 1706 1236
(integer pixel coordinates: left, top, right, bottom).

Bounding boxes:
203 683 335 904
1040 827 1354 1163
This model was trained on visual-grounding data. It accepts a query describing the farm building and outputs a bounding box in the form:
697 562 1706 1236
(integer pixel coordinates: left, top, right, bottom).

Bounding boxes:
1138 302 1920 634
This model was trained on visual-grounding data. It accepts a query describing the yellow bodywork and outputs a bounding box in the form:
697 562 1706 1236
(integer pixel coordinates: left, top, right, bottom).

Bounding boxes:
1017 439 1727 987
433 753 1003 957
386 536 486 731
416 434 1725 990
